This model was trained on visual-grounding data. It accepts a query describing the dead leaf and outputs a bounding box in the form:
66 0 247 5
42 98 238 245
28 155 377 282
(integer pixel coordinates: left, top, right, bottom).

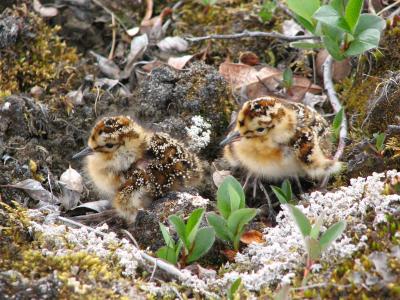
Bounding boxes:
140 7 172 41
239 52 260 66
240 230 264 244
1 179 59 204
212 170 232 188
69 200 111 214
30 86 44 97
66 88 84 106
94 78 120 90
59 166 83 210
120 34 149 79
33 0 58 18
184 264 217 280
167 55 194 70
219 62 322 101
282 19 304 36
139 60 164 73
157 36 189 52
59 166 83 193
89 51 121 79
316 49 351 82
126 27 140 37
221 249 237 262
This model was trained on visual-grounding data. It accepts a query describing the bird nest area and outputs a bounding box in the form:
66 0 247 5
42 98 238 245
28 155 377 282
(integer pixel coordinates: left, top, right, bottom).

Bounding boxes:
1 1 400 299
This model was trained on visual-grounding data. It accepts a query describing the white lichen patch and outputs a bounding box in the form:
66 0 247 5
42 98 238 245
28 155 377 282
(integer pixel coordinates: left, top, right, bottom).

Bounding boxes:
185 116 211 152
177 192 209 207
28 212 143 278
178 171 400 294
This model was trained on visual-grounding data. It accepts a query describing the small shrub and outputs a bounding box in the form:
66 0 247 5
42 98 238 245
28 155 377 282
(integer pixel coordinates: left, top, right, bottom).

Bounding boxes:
287 0 385 60
156 208 215 265
207 176 258 251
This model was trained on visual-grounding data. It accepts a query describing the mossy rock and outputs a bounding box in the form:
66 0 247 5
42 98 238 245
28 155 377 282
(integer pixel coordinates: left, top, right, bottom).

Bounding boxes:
135 62 236 159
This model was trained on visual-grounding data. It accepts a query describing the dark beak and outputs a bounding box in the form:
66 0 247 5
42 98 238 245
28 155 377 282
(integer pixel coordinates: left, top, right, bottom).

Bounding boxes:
72 147 94 160
220 131 241 147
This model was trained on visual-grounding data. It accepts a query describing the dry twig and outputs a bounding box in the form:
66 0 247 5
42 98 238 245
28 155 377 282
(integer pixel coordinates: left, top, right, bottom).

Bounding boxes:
321 55 347 187
185 30 320 42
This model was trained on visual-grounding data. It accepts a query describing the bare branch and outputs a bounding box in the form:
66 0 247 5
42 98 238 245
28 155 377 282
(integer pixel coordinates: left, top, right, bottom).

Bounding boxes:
320 55 347 188
185 30 320 43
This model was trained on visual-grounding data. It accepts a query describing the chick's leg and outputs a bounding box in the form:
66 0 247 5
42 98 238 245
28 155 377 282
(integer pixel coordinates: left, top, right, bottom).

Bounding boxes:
113 172 149 225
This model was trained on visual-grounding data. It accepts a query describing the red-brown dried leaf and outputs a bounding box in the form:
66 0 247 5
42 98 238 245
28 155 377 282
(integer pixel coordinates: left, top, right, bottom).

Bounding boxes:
240 230 264 244
221 249 237 262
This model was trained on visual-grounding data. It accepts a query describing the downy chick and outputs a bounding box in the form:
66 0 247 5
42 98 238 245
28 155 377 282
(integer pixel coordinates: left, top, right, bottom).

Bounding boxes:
73 116 203 223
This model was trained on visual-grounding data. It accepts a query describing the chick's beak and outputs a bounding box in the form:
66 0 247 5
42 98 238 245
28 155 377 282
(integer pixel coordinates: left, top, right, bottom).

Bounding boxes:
220 131 241 147
72 147 94 160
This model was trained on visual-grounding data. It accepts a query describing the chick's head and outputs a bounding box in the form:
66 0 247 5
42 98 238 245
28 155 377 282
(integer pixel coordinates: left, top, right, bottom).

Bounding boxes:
221 97 295 146
73 116 147 162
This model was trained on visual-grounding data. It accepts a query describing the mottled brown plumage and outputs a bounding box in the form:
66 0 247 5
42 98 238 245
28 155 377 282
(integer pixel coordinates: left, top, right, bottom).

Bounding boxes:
222 96 341 180
73 116 202 223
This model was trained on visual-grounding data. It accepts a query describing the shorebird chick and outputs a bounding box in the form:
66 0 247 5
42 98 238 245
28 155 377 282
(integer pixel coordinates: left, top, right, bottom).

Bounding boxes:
221 96 341 181
73 116 203 223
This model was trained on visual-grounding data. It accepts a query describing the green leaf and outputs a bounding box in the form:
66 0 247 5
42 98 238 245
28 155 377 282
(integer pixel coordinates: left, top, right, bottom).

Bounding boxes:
310 214 324 240
345 28 381 56
304 236 322 260
217 176 245 219
295 14 317 33
287 0 320 24
344 0 363 33
313 5 351 33
207 213 232 242
283 68 293 88
322 35 346 61
168 215 189 249
355 14 385 35
159 223 175 248
281 179 293 201
290 41 324 49
186 208 205 245
227 277 242 300
156 246 178 265
373 132 386 152
227 208 258 236
271 186 289 204
228 185 242 213
187 227 215 263
330 0 346 15
332 108 344 140
287 204 311 238
319 221 346 251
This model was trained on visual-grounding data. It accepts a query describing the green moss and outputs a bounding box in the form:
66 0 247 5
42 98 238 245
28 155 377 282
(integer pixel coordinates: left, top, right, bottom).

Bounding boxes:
0 7 79 98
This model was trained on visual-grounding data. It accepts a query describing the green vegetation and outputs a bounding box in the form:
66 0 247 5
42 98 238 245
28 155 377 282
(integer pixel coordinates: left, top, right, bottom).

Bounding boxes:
157 208 215 265
271 179 293 204
288 0 385 60
207 176 258 251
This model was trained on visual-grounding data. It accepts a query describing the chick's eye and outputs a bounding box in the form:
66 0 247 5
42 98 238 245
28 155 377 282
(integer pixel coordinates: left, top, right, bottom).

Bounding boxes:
105 143 114 148
256 127 265 133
